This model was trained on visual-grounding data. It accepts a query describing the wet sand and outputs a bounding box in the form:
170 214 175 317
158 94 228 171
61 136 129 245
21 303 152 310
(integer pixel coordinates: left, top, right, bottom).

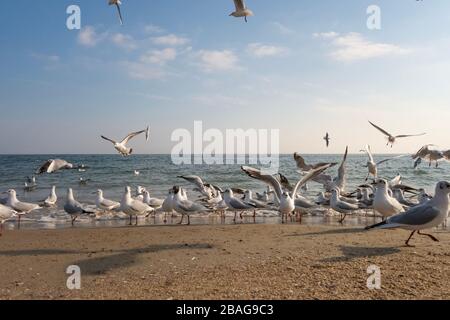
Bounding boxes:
0 223 449 300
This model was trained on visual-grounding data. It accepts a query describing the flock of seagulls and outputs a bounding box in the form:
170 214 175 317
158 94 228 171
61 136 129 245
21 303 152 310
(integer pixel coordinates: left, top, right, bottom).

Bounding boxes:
107 0 254 25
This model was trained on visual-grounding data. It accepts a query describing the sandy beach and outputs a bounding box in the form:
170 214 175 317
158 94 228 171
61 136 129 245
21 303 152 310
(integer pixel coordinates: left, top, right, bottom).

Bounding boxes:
0 223 449 300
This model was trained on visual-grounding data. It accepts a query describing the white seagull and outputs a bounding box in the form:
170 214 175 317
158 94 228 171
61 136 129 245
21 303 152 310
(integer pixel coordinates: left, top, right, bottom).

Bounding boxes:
366 181 450 247
173 186 208 225
64 188 93 226
369 121 426 147
373 179 405 219
360 145 406 181
223 189 257 222
178 175 214 199
0 204 17 236
37 159 73 174
101 126 150 156
229 0 254 22
142 190 164 208
109 0 124 25
4 189 41 228
330 188 360 223
43 186 58 207
95 189 120 212
120 186 154 225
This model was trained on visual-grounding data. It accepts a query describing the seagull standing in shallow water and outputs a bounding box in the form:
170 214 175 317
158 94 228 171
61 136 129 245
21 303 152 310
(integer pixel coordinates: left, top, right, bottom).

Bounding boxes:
4 189 41 228
229 0 254 22
64 189 93 226
366 181 450 247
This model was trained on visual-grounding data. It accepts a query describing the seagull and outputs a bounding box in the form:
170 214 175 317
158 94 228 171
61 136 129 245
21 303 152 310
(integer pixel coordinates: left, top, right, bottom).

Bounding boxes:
330 188 360 223
373 179 405 220
412 145 444 168
0 204 16 236
172 186 208 225
36 159 73 174
294 153 337 172
313 146 348 192
160 189 175 223
94 189 120 212
142 190 164 208
43 186 58 207
108 0 123 25
120 186 154 225
4 189 41 228
241 164 331 222
243 190 271 209
64 189 93 226
223 189 257 222
134 186 146 201
134 170 140 176
79 177 91 185
368 121 426 147
418 188 432 204
360 145 407 181
393 189 417 207
323 133 330 147
101 126 150 156
366 181 450 247
229 0 253 22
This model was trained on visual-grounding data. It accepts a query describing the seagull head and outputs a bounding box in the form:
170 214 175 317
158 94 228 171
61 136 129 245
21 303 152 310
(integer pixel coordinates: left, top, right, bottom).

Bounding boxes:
172 186 181 194
376 179 388 188
437 181 450 193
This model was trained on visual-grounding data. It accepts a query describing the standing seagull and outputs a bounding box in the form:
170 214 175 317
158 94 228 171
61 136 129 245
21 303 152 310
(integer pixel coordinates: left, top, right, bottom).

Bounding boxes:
101 126 150 156
172 186 208 225
330 188 360 223
64 189 92 226
366 181 450 247
373 179 405 220
223 189 257 222
0 204 16 236
120 186 154 225
323 133 330 148
229 0 254 22
109 0 124 25
368 121 425 147
43 186 58 207
94 189 120 212
4 189 41 228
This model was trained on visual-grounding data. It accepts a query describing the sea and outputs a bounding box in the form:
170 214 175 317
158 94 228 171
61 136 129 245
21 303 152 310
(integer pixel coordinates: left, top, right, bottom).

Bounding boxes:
0 154 449 231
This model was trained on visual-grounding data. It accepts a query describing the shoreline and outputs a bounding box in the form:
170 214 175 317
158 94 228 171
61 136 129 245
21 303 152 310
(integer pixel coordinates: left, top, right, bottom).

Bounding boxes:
0 223 449 300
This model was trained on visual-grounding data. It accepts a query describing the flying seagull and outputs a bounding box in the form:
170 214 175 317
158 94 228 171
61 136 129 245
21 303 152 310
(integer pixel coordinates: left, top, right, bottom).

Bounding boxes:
294 153 337 172
109 0 123 25
323 133 330 148
36 159 74 174
101 126 149 156
229 0 254 22
368 121 425 147
360 145 407 181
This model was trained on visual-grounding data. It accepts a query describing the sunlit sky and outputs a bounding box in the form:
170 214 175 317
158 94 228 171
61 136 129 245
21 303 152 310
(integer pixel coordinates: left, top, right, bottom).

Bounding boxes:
1 0 450 155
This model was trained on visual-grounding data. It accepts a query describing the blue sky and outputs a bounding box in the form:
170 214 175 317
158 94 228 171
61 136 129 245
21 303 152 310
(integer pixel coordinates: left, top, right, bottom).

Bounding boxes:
1 0 450 154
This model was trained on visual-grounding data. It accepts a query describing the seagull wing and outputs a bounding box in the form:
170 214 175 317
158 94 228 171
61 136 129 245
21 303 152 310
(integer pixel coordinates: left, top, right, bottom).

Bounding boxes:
368 121 392 138
395 133 426 139
388 204 440 226
121 129 147 145
292 164 333 196
277 173 293 191
337 146 348 181
293 153 308 171
376 154 407 166
37 159 53 174
233 0 245 11
178 175 206 189
101 136 117 145
116 3 123 25
241 166 283 201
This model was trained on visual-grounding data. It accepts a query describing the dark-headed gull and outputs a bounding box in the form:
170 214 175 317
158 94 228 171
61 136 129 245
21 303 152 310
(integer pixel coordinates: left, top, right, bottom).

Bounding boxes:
172 186 208 225
101 126 149 156
366 181 450 247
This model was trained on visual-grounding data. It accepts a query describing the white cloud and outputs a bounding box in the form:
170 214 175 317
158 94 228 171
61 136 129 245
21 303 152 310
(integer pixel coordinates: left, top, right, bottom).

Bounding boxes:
144 24 165 34
313 32 339 39
111 33 137 51
140 48 177 65
123 61 167 80
247 43 289 57
152 34 189 46
271 22 294 35
315 32 411 62
197 50 239 72
78 26 104 47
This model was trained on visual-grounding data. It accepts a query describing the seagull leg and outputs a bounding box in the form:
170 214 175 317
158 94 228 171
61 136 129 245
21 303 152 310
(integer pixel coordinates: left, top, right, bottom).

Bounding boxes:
233 212 237 223
339 214 347 224
187 215 191 226
129 215 133 226
417 230 439 242
17 215 21 229
164 213 167 224
178 215 184 225
135 216 138 226
245 16 247 23
0 223 3 236
405 231 416 247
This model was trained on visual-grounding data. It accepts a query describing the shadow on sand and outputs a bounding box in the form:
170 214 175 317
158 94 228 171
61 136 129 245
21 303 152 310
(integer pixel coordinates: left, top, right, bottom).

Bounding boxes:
321 245 401 263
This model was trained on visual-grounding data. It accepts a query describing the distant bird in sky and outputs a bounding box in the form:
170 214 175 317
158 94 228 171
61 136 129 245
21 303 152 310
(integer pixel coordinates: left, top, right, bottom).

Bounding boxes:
109 0 123 25
323 132 330 147
229 0 253 22
368 121 426 147
101 126 149 156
